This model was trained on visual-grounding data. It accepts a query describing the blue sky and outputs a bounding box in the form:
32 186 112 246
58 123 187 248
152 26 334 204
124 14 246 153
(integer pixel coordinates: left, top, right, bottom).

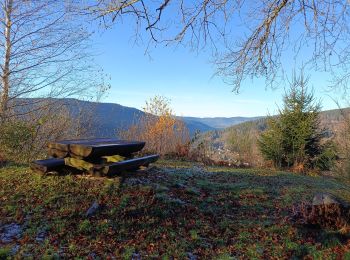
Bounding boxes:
91 21 344 118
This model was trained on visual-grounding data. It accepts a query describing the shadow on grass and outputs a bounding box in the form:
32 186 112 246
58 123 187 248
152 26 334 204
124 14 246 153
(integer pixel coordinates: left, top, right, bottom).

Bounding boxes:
293 224 350 258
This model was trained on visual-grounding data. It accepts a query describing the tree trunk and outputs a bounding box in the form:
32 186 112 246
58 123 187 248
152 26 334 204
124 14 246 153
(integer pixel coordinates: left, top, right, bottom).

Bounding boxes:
0 0 13 121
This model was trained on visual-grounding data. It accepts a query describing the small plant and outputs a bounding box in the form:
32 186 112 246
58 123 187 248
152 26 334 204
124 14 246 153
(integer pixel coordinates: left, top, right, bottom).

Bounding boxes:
78 219 91 234
122 246 136 260
189 229 199 240
215 253 234 260
0 247 11 259
42 248 60 260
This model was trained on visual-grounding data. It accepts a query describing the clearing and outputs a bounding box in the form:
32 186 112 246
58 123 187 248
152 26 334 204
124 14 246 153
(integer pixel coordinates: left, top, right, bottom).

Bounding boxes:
1 160 350 258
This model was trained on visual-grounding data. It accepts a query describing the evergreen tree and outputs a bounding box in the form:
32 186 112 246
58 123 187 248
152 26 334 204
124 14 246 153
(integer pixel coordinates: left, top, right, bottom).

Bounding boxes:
259 74 335 171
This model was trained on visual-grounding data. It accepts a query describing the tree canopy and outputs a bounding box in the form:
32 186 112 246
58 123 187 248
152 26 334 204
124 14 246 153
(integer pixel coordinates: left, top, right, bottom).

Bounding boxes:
0 0 106 121
91 0 350 91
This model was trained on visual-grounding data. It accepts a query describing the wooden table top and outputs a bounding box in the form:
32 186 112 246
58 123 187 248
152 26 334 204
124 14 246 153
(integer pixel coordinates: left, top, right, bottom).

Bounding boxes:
48 138 146 158
51 138 143 146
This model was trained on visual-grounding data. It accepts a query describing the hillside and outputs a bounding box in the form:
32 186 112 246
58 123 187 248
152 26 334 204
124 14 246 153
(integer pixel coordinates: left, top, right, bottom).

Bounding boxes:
15 98 260 136
74 99 261 135
195 107 349 166
1 160 350 258
14 98 213 136
79 100 216 136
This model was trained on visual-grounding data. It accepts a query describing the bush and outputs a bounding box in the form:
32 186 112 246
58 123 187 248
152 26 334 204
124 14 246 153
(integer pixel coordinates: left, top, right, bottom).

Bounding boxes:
257 118 284 168
332 106 350 178
0 103 82 163
0 120 35 163
314 141 338 171
226 122 263 166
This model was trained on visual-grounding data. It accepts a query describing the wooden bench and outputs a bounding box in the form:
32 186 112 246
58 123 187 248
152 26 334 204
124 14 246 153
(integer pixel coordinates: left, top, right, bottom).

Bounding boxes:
30 158 65 173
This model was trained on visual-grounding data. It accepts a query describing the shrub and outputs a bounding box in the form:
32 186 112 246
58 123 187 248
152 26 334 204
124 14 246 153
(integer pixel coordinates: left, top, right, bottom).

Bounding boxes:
0 120 35 163
331 106 350 178
0 103 82 163
257 118 284 168
226 121 263 166
314 141 338 171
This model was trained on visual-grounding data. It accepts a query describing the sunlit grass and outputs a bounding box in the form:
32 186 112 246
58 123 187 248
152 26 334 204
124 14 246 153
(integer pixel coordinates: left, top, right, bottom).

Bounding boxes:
1 160 350 258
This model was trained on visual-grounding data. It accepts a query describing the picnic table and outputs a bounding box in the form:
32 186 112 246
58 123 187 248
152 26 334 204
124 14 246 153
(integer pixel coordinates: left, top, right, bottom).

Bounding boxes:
30 138 159 177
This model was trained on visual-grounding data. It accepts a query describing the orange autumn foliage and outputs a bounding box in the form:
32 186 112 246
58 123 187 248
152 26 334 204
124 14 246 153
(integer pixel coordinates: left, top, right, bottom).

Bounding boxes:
119 96 190 156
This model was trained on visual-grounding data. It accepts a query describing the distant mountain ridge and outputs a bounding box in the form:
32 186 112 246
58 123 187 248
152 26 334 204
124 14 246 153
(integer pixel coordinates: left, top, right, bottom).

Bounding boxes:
15 98 264 137
14 98 346 139
182 116 263 129
87 101 262 134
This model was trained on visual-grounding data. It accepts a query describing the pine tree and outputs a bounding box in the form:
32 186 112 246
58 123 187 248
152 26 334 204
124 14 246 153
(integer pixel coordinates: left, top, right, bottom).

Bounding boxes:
259 74 334 171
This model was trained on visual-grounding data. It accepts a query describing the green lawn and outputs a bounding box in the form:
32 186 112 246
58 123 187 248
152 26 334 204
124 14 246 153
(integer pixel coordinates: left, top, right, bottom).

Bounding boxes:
1 160 350 259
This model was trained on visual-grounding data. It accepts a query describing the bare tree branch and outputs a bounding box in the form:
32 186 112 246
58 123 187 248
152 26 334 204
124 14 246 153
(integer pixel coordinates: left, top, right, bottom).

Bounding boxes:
91 0 350 92
0 0 104 121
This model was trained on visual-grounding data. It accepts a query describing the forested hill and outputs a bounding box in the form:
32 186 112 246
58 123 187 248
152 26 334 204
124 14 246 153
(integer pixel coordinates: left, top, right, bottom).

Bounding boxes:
195 107 350 163
16 98 346 138
17 98 261 137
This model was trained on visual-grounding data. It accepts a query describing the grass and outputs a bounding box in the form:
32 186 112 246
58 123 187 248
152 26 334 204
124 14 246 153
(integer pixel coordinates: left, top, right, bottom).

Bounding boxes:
1 160 350 258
